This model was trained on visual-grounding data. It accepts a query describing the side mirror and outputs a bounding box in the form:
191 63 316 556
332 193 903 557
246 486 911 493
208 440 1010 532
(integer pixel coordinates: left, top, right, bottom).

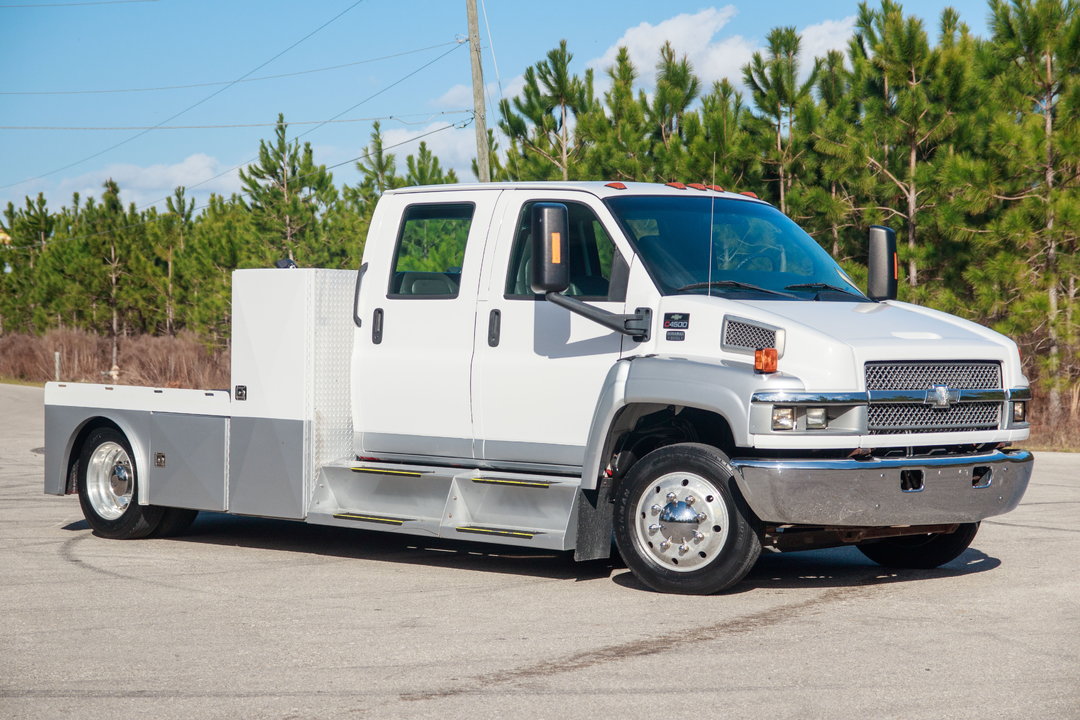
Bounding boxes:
530 203 570 294
867 225 898 301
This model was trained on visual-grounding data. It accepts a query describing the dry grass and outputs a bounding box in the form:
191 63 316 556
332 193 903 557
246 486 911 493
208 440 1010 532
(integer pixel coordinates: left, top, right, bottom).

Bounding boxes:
0 330 228 389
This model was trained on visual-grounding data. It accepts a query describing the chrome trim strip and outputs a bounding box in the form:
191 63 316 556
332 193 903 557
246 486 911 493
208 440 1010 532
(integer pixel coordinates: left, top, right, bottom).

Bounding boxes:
751 391 868 405
1007 388 1032 401
868 389 1008 403
732 448 1031 472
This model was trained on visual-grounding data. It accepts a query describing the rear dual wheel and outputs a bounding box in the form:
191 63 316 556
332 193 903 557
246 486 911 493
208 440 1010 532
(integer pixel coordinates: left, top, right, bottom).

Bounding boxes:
77 426 197 539
614 443 761 594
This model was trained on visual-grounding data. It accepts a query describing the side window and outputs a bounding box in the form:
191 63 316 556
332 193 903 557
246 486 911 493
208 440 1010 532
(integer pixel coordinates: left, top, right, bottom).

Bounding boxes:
505 201 625 300
389 203 474 298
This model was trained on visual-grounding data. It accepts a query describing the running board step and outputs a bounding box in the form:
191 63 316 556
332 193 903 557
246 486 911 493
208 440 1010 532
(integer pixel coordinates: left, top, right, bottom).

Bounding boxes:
470 477 553 489
455 525 542 539
350 467 430 478
333 512 413 526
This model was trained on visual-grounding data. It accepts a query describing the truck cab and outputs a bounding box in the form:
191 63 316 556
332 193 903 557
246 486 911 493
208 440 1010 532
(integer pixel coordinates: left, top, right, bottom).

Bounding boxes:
44 181 1033 595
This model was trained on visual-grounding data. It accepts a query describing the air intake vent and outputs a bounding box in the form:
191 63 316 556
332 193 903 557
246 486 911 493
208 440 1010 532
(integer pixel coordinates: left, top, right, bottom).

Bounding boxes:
724 319 777 351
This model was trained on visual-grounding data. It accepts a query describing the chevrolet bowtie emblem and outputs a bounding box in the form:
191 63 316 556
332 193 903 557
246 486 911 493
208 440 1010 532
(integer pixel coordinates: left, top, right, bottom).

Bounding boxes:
926 384 959 409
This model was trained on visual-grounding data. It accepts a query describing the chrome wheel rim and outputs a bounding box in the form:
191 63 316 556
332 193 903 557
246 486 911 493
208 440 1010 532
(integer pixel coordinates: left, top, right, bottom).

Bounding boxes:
86 441 133 520
634 471 730 573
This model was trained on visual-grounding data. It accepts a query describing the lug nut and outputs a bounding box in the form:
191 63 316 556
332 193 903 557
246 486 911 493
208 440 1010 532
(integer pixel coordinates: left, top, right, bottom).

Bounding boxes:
685 495 696 505
666 492 677 502
678 544 689 554
659 540 670 551
650 504 662 515
648 524 661 534
696 513 707 522
693 531 704 542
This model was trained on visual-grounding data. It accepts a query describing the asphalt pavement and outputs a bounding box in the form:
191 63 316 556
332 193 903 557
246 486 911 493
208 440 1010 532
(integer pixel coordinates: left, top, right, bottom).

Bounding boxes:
1 383 1077 719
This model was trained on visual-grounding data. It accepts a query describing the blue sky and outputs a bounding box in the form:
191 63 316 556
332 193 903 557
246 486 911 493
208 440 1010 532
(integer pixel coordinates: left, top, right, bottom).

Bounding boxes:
0 0 993 212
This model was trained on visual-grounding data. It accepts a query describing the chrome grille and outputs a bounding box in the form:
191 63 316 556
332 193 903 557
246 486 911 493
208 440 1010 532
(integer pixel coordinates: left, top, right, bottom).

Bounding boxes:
865 361 1001 391
868 403 1001 434
725 320 775 350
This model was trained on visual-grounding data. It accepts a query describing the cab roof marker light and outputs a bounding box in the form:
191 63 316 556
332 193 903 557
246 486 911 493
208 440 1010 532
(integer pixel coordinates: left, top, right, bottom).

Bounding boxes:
707 184 725 192
687 183 707 191
666 182 687 190
740 191 759 199
605 182 627 190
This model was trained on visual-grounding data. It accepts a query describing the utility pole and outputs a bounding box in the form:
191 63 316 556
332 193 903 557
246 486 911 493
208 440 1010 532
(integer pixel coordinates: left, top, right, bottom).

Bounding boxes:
466 0 490 182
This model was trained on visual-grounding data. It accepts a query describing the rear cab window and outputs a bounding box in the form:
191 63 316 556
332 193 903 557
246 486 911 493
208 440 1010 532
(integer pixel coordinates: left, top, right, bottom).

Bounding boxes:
388 203 475 298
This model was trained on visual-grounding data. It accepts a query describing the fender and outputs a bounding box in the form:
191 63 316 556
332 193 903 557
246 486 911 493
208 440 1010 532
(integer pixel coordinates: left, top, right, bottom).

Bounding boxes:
580 356 804 490
44 405 154 505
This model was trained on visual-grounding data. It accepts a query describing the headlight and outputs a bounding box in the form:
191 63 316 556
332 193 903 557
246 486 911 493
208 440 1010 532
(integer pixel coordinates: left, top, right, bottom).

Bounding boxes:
805 407 828 429
771 406 795 431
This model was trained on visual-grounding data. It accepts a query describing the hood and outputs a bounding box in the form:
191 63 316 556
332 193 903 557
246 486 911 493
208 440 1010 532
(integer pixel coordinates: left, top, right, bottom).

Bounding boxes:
648 294 1025 392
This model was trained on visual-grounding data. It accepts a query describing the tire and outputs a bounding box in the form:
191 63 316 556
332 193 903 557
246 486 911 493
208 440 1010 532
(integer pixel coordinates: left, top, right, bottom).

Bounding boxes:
857 522 980 569
614 443 761 594
152 508 199 538
77 426 163 539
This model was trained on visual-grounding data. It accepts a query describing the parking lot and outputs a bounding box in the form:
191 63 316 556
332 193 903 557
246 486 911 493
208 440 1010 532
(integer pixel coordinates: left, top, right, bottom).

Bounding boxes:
1 382 1077 719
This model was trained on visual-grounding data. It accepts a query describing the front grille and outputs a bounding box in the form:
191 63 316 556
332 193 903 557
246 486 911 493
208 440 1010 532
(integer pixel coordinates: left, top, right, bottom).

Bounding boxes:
868 403 1001 434
865 360 1003 434
865 361 1001 391
724 320 775 350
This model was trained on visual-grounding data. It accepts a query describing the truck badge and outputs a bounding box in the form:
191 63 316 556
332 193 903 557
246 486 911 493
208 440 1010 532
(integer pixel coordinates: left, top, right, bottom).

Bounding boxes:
663 313 690 330
927 384 958 409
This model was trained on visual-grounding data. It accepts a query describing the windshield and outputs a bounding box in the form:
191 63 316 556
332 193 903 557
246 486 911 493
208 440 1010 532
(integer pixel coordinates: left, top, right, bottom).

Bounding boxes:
605 195 867 301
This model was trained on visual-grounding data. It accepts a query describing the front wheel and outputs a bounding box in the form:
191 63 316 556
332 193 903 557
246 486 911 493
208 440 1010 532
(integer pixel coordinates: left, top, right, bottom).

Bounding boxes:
77 426 163 539
857 522 980 569
614 443 761 594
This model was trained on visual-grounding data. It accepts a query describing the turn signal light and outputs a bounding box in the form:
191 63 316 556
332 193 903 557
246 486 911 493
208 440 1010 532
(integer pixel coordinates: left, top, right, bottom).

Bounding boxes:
754 348 778 373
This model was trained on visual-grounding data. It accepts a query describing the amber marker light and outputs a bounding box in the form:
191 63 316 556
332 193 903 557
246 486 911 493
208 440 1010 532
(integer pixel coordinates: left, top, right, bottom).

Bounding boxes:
754 348 778 373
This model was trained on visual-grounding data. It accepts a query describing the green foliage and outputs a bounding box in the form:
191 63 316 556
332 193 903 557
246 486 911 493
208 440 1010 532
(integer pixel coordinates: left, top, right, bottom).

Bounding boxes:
1 0 1077 425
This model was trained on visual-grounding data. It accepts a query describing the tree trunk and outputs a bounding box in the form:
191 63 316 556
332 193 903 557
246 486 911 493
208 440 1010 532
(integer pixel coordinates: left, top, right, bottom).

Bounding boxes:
1044 56 1060 423
907 140 918 287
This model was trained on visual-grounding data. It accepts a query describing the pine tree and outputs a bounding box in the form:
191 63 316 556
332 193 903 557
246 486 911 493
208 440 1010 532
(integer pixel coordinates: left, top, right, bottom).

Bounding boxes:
239 114 337 264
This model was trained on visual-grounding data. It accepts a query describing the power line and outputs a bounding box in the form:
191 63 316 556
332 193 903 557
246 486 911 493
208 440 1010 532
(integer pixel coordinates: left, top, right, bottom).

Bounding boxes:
0 110 472 131
0 0 156 7
0 120 470 254
0 0 367 191
0 40 461 95
137 40 468 210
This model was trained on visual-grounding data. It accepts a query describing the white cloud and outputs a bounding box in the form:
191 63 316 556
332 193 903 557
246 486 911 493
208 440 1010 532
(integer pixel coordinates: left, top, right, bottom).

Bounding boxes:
586 10 857 97
380 122 479 181
587 7 754 89
56 153 241 210
432 83 472 109
799 16 857 64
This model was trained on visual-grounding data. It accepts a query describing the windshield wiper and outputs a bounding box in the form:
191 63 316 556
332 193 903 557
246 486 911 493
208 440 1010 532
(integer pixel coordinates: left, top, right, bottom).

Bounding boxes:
677 280 797 298
784 282 864 298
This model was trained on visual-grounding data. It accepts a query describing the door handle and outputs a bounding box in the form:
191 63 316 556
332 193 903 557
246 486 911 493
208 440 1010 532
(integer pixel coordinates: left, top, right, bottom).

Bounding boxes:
352 262 368 328
372 308 384 344
488 309 501 347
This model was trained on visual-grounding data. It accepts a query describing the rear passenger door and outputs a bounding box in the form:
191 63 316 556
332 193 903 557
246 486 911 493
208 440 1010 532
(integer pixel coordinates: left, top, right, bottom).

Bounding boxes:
353 190 500 461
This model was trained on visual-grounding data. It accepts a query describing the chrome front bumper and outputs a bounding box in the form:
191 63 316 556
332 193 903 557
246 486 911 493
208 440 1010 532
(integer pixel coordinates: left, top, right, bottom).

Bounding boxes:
731 449 1033 526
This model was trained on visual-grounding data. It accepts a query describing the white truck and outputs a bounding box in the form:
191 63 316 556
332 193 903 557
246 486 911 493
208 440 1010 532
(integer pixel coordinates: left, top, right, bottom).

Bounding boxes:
44 181 1034 594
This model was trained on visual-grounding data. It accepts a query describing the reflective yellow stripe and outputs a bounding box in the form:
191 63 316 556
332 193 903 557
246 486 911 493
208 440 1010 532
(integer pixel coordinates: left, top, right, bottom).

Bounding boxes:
471 478 552 489
333 513 407 526
456 526 537 538
350 467 423 477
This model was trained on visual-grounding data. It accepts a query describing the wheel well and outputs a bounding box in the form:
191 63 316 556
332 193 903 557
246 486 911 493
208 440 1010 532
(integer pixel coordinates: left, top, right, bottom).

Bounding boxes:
65 418 123 494
605 404 735 481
